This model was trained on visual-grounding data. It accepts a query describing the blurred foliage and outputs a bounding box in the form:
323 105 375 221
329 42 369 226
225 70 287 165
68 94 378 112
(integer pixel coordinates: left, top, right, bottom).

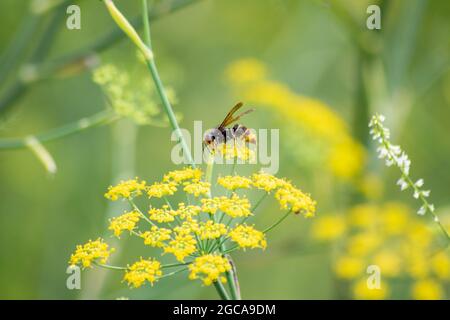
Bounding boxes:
0 0 449 299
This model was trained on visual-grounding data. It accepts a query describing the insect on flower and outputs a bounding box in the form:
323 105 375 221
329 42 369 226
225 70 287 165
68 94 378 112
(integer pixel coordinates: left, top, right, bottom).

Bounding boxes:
203 102 257 149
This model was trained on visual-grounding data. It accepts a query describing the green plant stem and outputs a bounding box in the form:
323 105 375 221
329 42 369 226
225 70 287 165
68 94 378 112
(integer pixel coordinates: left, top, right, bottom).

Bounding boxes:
213 280 231 300
95 262 127 270
263 210 291 234
0 0 200 114
0 109 118 150
139 0 195 167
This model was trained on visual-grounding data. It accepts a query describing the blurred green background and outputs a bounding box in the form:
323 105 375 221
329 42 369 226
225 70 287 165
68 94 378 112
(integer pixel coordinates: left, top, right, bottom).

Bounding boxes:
0 0 449 299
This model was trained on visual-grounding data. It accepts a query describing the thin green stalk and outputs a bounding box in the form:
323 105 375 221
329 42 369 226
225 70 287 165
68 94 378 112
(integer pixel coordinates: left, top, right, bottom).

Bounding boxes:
225 255 241 300
0 109 118 150
0 0 200 114
213 280 231 300
95 262 127 271
137 0 195 167
263 210 291 234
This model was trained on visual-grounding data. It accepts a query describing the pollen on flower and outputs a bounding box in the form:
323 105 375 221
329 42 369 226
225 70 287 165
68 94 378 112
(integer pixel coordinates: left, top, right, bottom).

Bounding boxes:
164 233 197 262
163 167 202 183
274 184 316 217
123 258 162 288
196 221 228 240
188 254 232 286
108 210 141 238
105 178 146 201
69 238 114 268
141 226 172 247
183 180 211 197
216 142 255 161
148 206 175 223
147 181 177 198
217 175 252 190
228 224 266 249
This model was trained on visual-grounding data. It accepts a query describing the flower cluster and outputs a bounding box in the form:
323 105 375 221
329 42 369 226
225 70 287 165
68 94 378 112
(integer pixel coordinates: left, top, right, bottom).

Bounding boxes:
312 203 450 299
226 59 366 180
69 167 316 289
369 114 435 216
92 63 176 125
69 238 114 268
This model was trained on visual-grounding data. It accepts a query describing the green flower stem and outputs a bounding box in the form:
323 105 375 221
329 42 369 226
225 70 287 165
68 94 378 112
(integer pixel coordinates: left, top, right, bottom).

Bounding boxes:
95 262 127 271
159 267 188 279
0 109 118 150
263 210 291 234
128 199 156 227
240 192 268 225
161 262 191 269
225 255 241 300
135 0 195 167
0 0 199 114
213 280 231 300
376 124 450 243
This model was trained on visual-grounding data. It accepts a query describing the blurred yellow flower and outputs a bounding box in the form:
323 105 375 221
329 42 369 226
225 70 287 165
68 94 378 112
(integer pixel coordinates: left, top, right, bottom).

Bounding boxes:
412 279 444 300
353 279 389 300
226 59 366 180
334 256 365 279
313 202 450 300
373 250 401 276
312 215 346 241
196 221 228 240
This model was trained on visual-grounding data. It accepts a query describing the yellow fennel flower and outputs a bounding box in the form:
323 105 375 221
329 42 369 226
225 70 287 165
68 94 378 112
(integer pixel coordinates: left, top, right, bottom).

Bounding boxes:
251 171 286 192
147 181 177 198
431 251 450 280
183 180 211 197
219 194 252 218
217 175 252 190
163 167 202 183
108 210 141 238
196 221 228 240
141 226 172 247
373 250 402 277
175 203 201 220
225 58 267 85
173 220 200 235
69 238 114 268
228 224 266 249
353 278 389 300
123 258 162 288
105 178 146 200
312 215 346 241
148 206 175 223
216 142 255 161
201 197 221 215
188 254 232 286
412 279 444 300
274 185 316 217
334 256 364 279
164 233 197 262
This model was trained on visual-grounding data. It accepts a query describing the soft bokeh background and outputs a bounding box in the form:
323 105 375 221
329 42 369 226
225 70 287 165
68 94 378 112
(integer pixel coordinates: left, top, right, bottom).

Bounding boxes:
0 0 449 299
